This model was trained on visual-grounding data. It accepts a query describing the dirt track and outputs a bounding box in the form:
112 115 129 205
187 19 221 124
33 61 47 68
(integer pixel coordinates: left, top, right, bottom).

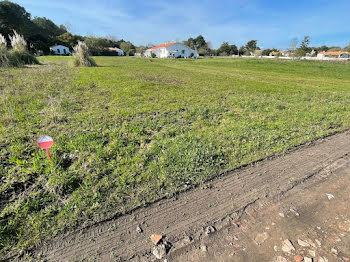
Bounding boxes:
171 152 350 262
33 131 350 261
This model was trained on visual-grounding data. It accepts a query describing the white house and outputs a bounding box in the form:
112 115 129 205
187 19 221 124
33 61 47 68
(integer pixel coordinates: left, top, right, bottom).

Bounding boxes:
144 42 198 58
317 51 349 58
50 45 70 55
107 47 125 56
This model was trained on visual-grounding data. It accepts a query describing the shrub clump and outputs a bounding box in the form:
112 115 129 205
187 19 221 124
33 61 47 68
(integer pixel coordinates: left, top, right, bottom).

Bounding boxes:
9 31 39 66
0 34 9 67
0 31 38 67
72 41 97 67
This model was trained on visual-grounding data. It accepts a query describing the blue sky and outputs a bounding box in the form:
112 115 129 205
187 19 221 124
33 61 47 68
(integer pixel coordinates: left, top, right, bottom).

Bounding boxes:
12 0 350 49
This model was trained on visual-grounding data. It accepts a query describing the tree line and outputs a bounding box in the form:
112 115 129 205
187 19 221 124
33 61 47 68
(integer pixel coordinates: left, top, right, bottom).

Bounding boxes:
184 35 350 57
0 1 136 55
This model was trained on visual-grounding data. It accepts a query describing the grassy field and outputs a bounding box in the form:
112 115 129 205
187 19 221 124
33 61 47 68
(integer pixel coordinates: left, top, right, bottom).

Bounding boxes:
1 56 350 257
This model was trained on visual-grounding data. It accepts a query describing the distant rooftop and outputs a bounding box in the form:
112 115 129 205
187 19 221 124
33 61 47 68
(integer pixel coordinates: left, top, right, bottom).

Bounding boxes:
150 42 176 50
319 51 347 55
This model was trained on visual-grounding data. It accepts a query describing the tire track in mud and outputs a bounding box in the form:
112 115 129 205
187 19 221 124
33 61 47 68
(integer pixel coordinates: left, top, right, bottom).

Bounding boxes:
36 131 350 261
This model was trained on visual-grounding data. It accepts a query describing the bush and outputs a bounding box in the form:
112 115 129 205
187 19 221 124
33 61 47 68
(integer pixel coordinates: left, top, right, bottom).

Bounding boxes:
9 51 39 66
8 31 39 66
0 34 9 67
295 49 306 58
72 41 97 67
151 52 156 58
0 31 38 67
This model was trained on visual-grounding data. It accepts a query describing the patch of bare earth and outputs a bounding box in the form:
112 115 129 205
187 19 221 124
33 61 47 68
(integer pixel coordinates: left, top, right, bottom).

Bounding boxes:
30 131 350 261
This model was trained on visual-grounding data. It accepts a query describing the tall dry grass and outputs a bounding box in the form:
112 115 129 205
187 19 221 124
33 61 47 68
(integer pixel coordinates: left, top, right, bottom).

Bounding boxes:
9 30 27 54
0 31 39 67
0 34 9 67
72 41 97 67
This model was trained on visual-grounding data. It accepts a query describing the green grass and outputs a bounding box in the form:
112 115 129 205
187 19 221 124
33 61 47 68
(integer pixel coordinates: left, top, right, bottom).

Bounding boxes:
1 57 350 257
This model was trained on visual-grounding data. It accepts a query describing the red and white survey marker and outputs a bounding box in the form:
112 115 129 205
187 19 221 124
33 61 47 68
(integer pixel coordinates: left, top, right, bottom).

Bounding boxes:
37 135 54 161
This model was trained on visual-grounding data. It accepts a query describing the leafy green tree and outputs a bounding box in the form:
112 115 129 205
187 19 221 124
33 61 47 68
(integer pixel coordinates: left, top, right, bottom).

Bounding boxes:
318 45 329 52
183 35 210 56
32 17 66 38
209 49 217 56
245 40 258 53
83 36 123 55
295 49 306 57
0 1 32 40
261 49 271 56
217 42 238 56
31 17 68 53
0 1 143 56
84 37 108 55
226 44 238 55
120 41 135 56
197 47 209 56
238 46 246 56
217 42 230 55
194 35 207 48
262 48 278 56
300 36 310 52
57 32 84 48
0 2 67 53
183 37 195 49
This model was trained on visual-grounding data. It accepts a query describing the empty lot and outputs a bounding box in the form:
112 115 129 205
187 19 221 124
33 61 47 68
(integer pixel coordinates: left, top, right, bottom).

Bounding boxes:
1 57 350 259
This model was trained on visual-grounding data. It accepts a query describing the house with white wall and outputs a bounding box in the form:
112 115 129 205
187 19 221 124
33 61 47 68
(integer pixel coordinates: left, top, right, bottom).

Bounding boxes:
317 51 349 58
50 45 70 55
144 42 198 58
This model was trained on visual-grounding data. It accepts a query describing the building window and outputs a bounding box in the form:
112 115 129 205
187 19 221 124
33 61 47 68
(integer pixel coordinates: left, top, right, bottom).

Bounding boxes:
182 50 185 54
63 49 66 54
57 49 60 54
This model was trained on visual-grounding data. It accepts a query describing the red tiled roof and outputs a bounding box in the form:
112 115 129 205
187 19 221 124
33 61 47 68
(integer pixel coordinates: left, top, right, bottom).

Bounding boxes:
319 51 346 56
150 42 176 50
107 47 122 51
